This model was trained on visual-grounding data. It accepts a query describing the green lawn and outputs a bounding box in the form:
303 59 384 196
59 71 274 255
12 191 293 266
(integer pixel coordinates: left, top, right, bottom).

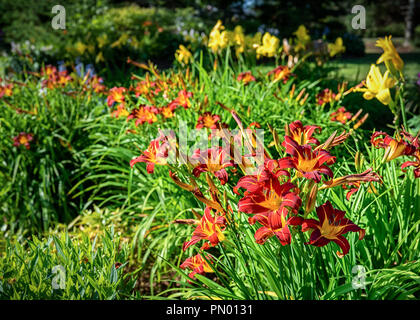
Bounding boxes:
334 53 420 83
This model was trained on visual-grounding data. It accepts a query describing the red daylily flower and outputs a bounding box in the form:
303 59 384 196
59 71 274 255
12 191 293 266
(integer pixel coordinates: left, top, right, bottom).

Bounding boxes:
107 87 126 107
196 112 221 129
127 105 158 126
400 131 420 178
133 80 160 97
284 120 321 146
249 207 303 245
330 107 352 124
371 131 416 162
237 71 256 85
13 132 33 150
111 104 129 118
280 136 336 183
267 66 294 84
130 134 169 173
169 90 193 109
0 83 13 98
180 254 213 280
302 201 365 257
183 207 226 251
192 147 234 185
160 104 177 119
238 176 301 216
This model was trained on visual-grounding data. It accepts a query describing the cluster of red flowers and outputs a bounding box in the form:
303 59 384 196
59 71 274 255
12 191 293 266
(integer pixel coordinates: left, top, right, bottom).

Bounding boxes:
130 118 385 280
41 65 73 89
371 130 420 178
106 82 194 127
234 120 374 257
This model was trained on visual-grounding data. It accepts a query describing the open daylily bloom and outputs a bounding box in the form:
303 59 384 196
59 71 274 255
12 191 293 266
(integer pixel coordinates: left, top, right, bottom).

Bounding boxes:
376 36 404 72
192 147 234 185
284 120 321 146
280 136 336 183
330 107 352 124
127 105 158 126
180 254 213 280
294 25 311 52
355 64 396 105
328 37 345 57
249 207 303 245
13 132 34 150
183 207 226 251
400 131 420 178
175 44 193 65
302 201 365 257
238 173 301 216
401 149 420 178
371 131 416 162
255 32 280 58
237 71 256 85
111 104 129 118
134 80 160 97
169 90 193 109
160 104 177 119
130 135 170 173
0 83 13 97
233 25 246 57
234 160 290 195
196 112 221 129
107 87 126 107
208 20 229 53
267 66 294 84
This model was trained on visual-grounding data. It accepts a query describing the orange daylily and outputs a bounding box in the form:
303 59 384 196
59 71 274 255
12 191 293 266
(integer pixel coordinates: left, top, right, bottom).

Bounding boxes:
330 107 352 124
180 254 214 280
284 120 321 146
371 131 416 162
107 87 126 107
183 207 226 251
130 134 170 173
13 132 34 150
127 105 158 126
196 112 221 129
237 71 256 85
267 66 294 84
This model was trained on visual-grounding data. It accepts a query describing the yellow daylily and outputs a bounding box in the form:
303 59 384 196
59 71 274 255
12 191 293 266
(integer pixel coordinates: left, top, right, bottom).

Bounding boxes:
175 45 193 65
97 34 108 48
328 37 345 57
111 33 129 49
356 64 396 105
75 42 87 55
376 35 404 72
233 25 246 57
255 32 279 59
208 20 229 53
294 25 311 51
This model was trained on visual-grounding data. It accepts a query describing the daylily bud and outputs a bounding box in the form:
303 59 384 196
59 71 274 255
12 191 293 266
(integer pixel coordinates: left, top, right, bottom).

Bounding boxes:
305 183 318 216
354 151 364 172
